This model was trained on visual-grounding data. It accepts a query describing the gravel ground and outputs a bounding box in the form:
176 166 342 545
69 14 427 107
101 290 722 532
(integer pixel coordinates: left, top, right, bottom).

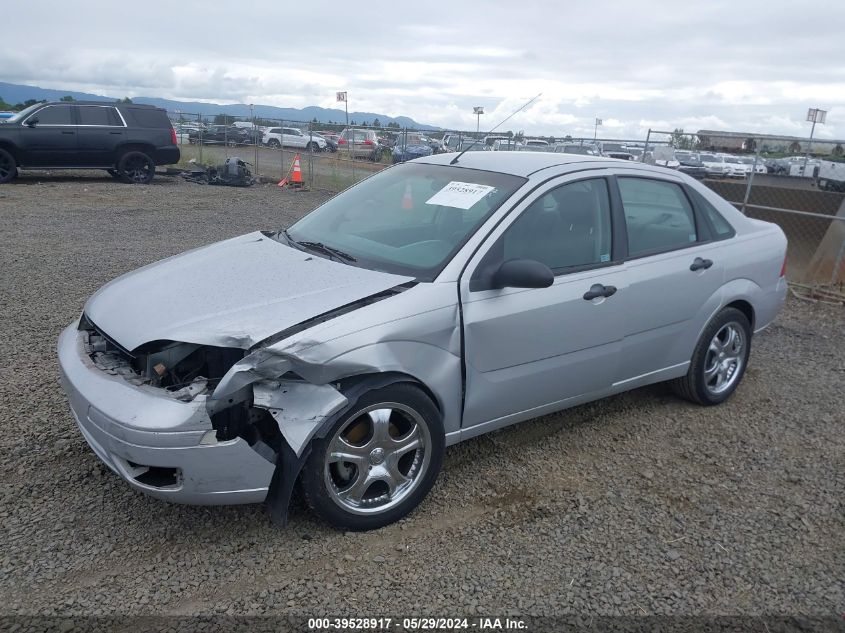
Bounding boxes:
1 172 843 620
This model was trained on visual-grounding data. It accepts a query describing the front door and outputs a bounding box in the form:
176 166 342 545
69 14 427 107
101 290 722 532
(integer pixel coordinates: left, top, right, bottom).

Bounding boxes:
18 104 77 167
459 174 629 433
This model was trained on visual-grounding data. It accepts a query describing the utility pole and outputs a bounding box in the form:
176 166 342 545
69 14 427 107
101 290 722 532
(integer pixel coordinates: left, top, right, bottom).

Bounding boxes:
594 117 602 141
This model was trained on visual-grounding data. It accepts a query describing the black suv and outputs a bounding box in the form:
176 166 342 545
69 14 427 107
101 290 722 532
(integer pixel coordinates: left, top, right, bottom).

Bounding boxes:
0 101 180 184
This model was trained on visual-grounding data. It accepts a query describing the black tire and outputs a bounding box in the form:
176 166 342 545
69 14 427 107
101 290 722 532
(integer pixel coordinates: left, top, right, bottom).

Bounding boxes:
306 141 319 152
0 147 18 184
301 383 444 531
670 307 752 406
117 151 155 184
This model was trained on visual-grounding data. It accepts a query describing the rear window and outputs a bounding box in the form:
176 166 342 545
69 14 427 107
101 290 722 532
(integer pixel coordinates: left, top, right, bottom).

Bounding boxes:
123 108 171 128
688 188 735 239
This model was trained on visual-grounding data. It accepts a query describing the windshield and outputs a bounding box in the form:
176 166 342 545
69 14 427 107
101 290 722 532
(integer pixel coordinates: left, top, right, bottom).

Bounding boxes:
3 103 42 124
700 154 719 162
286 163 526 280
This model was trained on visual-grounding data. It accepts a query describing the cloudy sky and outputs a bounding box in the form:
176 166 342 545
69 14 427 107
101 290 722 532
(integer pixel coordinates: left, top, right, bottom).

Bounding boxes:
2 0 844 139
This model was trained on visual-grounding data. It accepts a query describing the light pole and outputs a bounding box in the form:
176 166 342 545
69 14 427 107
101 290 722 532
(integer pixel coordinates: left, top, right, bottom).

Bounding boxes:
593 117 602 141
473 106 484 136
803 107 827 176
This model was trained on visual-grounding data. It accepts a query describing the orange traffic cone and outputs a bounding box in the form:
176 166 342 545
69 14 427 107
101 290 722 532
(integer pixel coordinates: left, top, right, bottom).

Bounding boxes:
402 182 413 210
290 154 304 188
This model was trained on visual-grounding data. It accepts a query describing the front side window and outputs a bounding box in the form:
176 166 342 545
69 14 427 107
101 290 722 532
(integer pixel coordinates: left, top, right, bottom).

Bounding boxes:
500 178 612 271
30 105 73 125
287 163 525 280
618 178 697 256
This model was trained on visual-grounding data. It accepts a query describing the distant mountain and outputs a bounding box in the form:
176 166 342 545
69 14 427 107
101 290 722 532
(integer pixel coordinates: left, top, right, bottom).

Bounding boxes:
0 81 439 130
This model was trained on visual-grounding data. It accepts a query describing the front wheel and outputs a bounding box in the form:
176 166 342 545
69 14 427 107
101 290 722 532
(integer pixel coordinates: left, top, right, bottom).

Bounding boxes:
670 307 751 405
306 141 320 152
301 383 444 531
0 148 18 184
117 151 155 184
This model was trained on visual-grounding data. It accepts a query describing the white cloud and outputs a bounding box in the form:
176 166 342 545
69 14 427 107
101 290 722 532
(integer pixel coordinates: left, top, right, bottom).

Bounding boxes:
0 0 844 138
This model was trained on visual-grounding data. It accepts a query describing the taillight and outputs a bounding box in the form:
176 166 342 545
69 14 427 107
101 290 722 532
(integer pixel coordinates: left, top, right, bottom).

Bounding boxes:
338 138 347 145
779 255 787 278
170 127 177 145
363 139 374 146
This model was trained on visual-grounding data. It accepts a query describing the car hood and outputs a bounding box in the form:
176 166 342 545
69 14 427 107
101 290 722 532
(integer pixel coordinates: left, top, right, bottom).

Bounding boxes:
84 231 413 350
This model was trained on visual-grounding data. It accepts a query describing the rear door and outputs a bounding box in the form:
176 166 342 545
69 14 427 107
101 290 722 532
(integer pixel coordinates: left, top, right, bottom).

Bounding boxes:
75 105 125 166
460 172 631 433
612 173 725 384
18 104 77 166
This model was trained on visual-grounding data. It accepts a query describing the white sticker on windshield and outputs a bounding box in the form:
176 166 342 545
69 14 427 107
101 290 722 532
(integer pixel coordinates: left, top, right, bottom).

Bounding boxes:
425 181 495 209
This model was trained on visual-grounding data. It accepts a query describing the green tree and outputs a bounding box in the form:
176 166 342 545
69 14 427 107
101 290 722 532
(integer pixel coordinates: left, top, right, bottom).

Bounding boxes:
832 144 843 157
372 118 381 127
671 128 693 150
118 97 133 104
788 140 801 153
213 113 231 125
387 121 400 129
60 95 75 102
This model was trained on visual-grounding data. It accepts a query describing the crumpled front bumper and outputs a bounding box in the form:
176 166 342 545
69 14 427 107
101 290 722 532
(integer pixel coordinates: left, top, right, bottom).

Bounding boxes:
57 323 275 505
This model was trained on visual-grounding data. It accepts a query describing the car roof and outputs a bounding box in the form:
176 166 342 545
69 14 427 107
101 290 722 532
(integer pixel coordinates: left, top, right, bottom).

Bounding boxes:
415 151 672 177
40 100 160 109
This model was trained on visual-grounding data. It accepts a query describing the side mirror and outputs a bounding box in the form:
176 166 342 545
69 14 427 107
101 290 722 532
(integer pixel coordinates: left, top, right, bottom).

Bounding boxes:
26 118 39 128
491 259 554 290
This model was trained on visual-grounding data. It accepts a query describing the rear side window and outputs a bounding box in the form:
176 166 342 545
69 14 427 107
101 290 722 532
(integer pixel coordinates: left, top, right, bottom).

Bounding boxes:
124 108 171 128
688 187 735 239
78 106 122 126
618 178 697 256
31 105 73 125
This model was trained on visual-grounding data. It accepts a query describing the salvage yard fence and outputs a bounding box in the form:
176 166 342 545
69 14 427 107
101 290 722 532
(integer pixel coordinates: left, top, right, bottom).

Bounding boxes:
167 113 845 302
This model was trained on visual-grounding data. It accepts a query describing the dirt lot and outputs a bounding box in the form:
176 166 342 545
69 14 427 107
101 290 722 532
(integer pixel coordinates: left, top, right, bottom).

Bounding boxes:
1 172 843 620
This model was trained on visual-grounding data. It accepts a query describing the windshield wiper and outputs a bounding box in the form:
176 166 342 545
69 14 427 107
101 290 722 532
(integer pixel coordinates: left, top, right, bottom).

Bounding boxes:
297 240 357 262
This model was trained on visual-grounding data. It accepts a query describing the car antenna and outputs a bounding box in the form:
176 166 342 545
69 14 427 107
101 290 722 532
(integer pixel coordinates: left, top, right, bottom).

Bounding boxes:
450 93 542 165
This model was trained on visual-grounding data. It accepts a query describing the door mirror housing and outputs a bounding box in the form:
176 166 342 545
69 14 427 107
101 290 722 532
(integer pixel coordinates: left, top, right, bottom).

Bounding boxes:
491 259 554 290
26 118 39 128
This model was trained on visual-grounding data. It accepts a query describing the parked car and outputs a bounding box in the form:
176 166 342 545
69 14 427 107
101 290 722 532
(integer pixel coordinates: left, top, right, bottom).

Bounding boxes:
0 100 179 184
675 154 708 180
392 133 434 163
338 128 383 160
699 153 736 178
491 139 522 151
722 156 749 179
58 152 787 530
737 156 767 175
554 143 599 156
262 127 327 152
456 139 487 152
599 142 635 160
523 139 551 151
442 133 477 152
188 125 248 146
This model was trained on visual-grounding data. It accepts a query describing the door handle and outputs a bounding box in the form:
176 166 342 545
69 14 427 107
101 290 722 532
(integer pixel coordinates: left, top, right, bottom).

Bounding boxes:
690 257 713 271
109 131 122 135
583 284 617 300
61 130 75 135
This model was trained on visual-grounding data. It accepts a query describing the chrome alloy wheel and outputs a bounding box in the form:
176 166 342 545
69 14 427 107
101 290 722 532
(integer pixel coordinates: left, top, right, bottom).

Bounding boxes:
324 403 431 515
703 322 745 395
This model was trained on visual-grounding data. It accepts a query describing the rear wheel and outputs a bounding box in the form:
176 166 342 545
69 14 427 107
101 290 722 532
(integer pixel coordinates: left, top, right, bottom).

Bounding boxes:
117 151 155 184
301 383 444 531
670 307 751 405
306 141 319 152
0 148 18 184
267 139 281 149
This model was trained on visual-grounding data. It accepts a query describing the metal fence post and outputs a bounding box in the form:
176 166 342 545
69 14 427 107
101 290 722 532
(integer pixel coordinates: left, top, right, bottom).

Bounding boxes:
641 129 651 162
197 113 203 164
740 142 762 214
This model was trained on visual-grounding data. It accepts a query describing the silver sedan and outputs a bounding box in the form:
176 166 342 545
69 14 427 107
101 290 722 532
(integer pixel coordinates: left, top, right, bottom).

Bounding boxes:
58 152 788 530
